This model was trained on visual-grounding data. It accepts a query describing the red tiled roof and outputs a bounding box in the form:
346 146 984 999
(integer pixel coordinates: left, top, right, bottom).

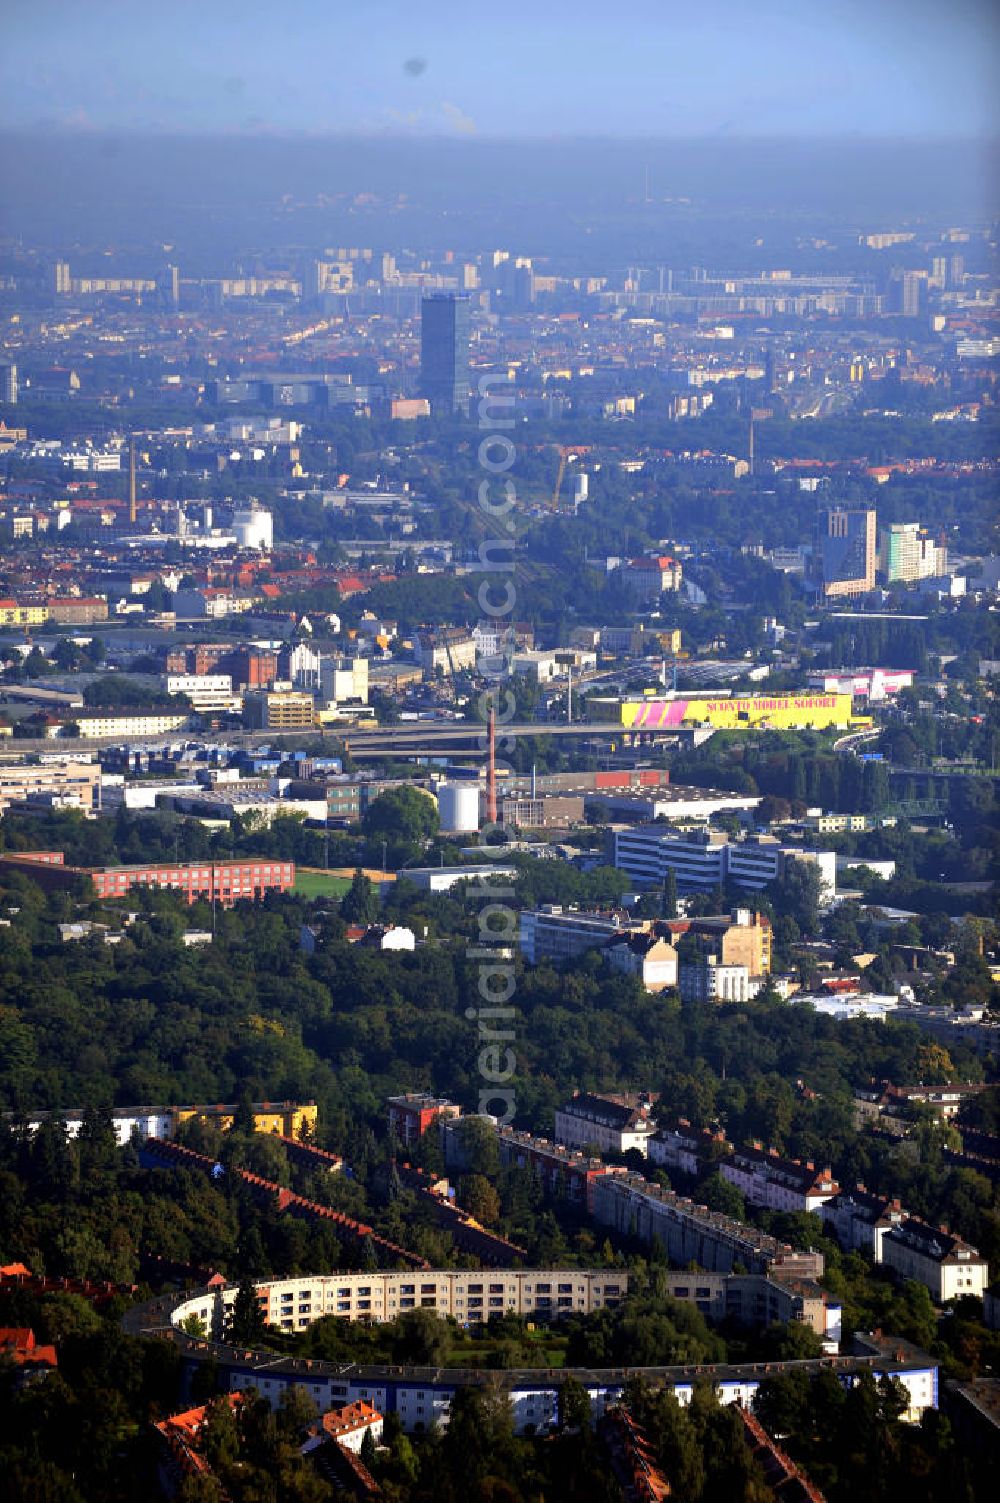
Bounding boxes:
155 1394 244 1447
0 1328 58 1369
322 1399 383 1440
0 1328 35 1353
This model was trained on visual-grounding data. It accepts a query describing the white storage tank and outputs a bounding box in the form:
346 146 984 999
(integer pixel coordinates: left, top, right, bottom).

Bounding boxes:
437 782 481 833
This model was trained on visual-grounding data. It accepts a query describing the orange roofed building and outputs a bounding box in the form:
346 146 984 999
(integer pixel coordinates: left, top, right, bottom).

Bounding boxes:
0 1328 58 1384
599 1407 671 1502
155 1394 244 1498
321 1399 384 1453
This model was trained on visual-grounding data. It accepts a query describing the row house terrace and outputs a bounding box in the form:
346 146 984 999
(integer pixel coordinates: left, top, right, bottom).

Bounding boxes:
721 1143 840 1214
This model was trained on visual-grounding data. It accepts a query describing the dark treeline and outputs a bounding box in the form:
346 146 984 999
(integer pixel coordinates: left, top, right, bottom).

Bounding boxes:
0 856 996 1261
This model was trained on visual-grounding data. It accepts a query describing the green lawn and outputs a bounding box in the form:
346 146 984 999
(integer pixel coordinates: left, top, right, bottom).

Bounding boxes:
441 1332 569 1369
293 870 353 899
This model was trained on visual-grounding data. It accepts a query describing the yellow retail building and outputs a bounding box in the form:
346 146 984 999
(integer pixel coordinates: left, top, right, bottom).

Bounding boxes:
620 692 855 732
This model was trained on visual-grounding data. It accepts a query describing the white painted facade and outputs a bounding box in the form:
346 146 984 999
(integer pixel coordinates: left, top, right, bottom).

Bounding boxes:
604 935 678 992
554 1096 657 1157
881 1221 989 1303
679 959 760 1003
171 1269 630 1336
164 674 241 713
720 1150 839 1214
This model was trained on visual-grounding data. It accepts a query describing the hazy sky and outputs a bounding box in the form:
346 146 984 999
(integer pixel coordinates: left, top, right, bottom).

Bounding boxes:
2 0 997 138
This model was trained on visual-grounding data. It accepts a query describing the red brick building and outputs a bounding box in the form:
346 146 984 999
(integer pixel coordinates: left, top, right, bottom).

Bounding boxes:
387 1093 461 1148
184 643 230 675
90 859 295 905
224 646 279 689
0 852 295 905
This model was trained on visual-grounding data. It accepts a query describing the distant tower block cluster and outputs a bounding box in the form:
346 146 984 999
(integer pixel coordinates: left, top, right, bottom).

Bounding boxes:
50 258 178 306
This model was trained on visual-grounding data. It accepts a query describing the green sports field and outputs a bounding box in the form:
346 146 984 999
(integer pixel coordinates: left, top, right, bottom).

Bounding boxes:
293 870 353 899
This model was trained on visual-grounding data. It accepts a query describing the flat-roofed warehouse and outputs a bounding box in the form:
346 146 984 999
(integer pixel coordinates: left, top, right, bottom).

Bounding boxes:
587 785 760 822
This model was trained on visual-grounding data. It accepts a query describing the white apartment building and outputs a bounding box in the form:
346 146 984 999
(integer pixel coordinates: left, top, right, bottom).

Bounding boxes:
603 932 678 992
808 669 914 699
222 417 303 444
725 836 787 891
679 958 761 1003
721 1146 840 1214
319 655 369 707
283 645 367 706
350 924 415 952
14 443 124 474
473 621 510 660
880 1219 989 1303
835 854 895 882
802 813 871 835
779 847 837 901
33 1107 177 1146
610 827 837 900
174 588 256 619
519 906 644 966
170 1268 630 1336
164 673 242 713
610 826 729 890
879 523 948 584
649 1122 732 1178
0 760 101 814
554 1092 658 1157
819 1188 906 1261
104 779 201 811
151 1276 937 1431
726 838 836 902
71 710 190 739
